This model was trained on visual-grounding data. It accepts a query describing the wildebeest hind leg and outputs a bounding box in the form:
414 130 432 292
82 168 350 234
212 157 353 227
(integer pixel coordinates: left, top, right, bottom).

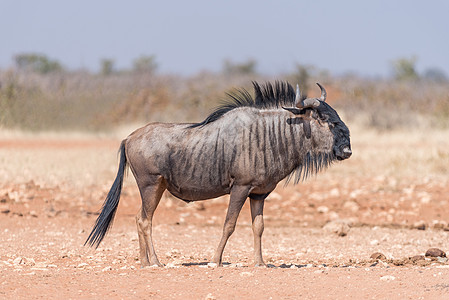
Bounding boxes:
212 185 250 266
250 198 265 266
135 175 166 267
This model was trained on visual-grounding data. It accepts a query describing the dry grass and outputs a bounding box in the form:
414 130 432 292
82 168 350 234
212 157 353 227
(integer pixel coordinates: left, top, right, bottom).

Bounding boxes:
1 69 448 132
335 79 449 130
340 124 449 180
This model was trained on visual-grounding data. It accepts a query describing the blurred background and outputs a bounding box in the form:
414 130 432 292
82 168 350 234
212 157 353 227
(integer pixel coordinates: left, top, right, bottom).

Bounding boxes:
0 0 448 131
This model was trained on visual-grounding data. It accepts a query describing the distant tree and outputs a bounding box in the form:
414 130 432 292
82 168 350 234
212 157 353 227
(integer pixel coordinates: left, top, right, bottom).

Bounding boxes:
100 58 115 75
223 58 257 75
291 64 312 97
423 68 447 82
133 55 158 74
392 56 418 81
14 53 63 74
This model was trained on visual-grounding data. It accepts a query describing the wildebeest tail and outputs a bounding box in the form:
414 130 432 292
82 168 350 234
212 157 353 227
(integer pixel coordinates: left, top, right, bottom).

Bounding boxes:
85 140 127 248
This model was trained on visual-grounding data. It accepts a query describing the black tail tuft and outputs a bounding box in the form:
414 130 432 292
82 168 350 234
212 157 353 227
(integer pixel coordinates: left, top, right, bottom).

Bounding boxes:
84 141 127 248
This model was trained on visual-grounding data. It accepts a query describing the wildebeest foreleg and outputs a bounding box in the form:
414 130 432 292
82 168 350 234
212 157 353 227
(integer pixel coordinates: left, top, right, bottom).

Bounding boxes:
135 175 166 267
250 198 265 266
212 185 250 266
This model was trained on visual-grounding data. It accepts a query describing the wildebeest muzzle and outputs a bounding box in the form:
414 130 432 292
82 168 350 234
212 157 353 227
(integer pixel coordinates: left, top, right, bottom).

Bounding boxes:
334 144 352 160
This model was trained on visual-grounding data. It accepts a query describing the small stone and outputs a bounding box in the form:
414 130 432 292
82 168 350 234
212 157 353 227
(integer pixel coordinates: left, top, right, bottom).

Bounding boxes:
380 275 396 281
77 263 88 268
239 271 253 277
165 262 180 268
102 266 112 272
343 200 359 213
143 265 159 269
205 293 216 300
0 204 10 214
323 220 350 236
13 257 23 265
196 203 206 211
412 221 426 230
417 260 431 267
409 255 425 262
437 257 448 263
419 193 431 204
317 206 329 213
370 252 386 261
432 220 448 230
207 262 218 268
329 188 340 197
370 240 379 246
425 248 446 258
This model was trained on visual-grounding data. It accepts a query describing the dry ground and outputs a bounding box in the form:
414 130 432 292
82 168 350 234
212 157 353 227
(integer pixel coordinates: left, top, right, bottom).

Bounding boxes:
1 126 449 299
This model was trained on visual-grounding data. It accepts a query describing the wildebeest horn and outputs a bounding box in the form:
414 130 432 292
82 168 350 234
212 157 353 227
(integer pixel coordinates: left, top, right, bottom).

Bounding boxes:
295 84 301 106
316 82 327 102
295 91 321 109
287 82 321 112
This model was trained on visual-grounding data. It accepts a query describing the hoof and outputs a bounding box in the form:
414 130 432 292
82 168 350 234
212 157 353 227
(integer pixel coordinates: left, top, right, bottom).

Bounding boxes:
141 261 164 268
210 261 223 267
152 262 164 268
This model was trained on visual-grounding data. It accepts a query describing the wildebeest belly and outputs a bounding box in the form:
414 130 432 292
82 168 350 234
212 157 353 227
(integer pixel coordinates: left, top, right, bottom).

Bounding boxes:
166 182 229 202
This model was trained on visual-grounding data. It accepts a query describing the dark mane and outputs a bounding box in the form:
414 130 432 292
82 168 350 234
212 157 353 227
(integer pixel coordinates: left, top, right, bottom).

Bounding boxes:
189 81 297 128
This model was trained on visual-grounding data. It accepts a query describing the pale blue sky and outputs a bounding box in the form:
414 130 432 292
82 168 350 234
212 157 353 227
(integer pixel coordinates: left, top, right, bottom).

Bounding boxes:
2 0 448 76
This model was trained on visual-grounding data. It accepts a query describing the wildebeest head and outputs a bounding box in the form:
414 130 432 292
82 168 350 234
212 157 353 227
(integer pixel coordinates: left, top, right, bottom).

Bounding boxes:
283 83 352 161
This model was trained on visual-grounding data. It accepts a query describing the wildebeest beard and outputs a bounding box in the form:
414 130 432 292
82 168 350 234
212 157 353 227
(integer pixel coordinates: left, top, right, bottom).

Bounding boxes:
285 151 335 185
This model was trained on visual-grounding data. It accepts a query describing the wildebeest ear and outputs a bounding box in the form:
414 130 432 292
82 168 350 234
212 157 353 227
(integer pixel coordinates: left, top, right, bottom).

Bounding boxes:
282 107 303 115
286 117 312 139
303 119 311 139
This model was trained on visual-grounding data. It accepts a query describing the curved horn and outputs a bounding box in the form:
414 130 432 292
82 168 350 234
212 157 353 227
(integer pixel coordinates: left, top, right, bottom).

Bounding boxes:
316 82 327 102
296 98 320 109
294 84 301 106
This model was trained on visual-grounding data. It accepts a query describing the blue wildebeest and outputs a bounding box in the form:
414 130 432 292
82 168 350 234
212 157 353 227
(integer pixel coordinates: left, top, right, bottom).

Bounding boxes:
85 81 352 267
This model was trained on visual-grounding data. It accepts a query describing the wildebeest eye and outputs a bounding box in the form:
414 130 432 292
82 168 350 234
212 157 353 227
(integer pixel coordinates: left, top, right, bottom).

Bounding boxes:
319 113 329 122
